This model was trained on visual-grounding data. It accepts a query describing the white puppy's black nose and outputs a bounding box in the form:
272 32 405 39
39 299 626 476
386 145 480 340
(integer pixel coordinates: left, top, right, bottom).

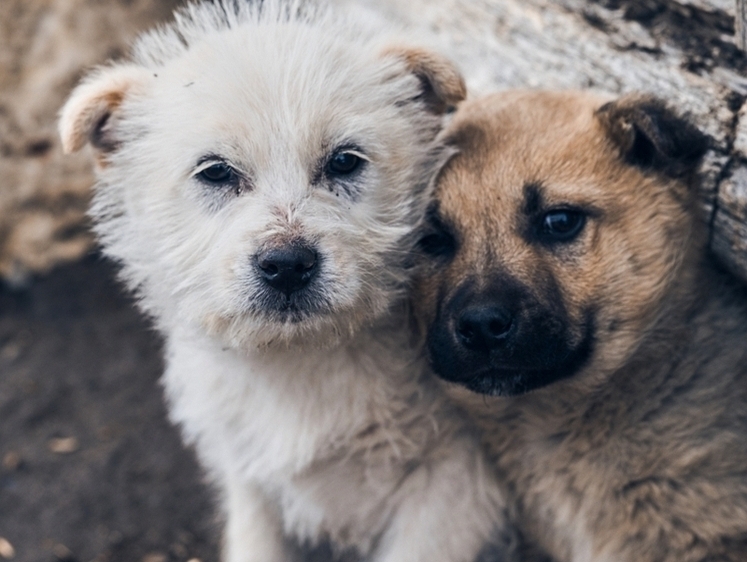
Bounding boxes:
456 306 513 353
256 245 318 295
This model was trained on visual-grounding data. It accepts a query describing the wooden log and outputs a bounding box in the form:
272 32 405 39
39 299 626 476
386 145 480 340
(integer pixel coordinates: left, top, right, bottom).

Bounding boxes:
350 0 747 283
737 0 747 50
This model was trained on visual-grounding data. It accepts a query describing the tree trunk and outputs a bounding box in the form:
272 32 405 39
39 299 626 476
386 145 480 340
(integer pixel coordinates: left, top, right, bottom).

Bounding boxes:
356 0 747 283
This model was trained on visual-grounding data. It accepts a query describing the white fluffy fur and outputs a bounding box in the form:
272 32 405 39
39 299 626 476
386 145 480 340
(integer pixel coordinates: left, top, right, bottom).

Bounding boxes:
59 2 510 561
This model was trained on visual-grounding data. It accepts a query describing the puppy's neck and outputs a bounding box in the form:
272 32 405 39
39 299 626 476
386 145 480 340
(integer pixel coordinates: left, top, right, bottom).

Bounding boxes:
162 303 430 479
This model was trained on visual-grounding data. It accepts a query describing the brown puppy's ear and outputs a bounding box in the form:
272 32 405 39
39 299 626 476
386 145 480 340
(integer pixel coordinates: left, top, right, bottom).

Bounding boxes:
382 46 466 114
596 94 710 178
59 65 151 155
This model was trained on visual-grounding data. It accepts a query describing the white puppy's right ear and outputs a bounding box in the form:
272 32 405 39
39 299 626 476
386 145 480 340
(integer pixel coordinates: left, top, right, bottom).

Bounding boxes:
382 46 466 115
59 65 151 154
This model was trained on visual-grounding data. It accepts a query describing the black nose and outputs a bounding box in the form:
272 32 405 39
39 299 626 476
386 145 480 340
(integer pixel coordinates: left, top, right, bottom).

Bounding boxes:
256 245 318 295
455 306 513 353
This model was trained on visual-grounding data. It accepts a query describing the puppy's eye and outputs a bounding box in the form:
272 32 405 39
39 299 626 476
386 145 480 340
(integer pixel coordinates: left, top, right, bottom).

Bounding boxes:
197 162 235 185
540 209 586 242
418 231 457 259
326 152 362 176
418 213 458 261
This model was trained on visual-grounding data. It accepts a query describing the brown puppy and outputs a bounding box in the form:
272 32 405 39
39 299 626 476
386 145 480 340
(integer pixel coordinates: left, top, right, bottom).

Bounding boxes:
413 90 747 562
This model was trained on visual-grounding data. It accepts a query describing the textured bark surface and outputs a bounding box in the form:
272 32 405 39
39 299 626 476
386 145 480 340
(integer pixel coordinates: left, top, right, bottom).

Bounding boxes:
1 0 745 282
0 0 182 284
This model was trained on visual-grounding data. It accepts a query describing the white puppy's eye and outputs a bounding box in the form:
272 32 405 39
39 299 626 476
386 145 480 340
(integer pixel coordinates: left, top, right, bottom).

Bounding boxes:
325 149 366 178
193 158 247 198
197 162 235 185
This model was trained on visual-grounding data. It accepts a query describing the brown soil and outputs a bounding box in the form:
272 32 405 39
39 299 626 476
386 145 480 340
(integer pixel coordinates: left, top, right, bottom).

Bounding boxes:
0 254 220 562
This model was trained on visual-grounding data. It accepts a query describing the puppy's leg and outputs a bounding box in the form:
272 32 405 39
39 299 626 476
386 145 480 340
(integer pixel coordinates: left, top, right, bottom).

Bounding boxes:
376 441 518 562
224 476 289 562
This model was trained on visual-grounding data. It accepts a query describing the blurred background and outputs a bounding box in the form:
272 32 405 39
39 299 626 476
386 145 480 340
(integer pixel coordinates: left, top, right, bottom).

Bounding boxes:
1 0 746 561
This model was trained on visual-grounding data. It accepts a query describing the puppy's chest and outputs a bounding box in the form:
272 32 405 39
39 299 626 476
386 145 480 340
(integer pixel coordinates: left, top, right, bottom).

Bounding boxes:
163 333 426 483
494 416 621 562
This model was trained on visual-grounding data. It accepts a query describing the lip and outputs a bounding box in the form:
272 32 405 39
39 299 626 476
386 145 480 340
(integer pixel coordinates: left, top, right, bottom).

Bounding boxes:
429 307 597 396
432 359 582 396
249 281 333 320
460 368 555 396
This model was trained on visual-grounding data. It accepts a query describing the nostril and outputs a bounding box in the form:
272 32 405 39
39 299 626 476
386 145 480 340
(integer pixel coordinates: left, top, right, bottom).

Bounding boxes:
456 321 476 343
455 306 513 352
255 244 319 294
260 262 279 275
488 317 511 337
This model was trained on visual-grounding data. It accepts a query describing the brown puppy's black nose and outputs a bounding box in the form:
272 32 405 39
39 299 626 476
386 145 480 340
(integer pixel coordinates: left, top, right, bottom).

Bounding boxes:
257 245 318 295
456 306 513 353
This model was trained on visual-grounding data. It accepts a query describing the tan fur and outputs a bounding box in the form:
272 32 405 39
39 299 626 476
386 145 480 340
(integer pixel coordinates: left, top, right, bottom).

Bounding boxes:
59 65 150 154
413 90 747 562
381 46 467 113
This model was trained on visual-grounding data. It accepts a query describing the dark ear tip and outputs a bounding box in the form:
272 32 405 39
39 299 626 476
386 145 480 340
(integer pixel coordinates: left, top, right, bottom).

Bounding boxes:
89 112 120 153
597 94 711 177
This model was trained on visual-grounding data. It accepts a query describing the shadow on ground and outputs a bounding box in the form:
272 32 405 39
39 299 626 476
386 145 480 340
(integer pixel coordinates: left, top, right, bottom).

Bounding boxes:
0 254 220 562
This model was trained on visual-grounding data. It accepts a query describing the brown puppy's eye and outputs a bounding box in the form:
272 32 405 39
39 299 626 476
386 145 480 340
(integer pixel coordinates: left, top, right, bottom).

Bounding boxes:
419 208 457 260
418 229 457 259
540 210 586 242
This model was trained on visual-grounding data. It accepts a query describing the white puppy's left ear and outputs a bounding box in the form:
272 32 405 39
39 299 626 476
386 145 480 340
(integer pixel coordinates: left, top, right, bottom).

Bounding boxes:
59 64 151 155
382 46 466 114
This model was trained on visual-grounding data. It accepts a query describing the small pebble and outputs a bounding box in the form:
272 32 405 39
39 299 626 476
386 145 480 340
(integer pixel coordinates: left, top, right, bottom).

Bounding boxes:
0 538 15 559
142 553 167 562
0 342 21 362
2 451 21 471
52 543 73 560
48 437 79 454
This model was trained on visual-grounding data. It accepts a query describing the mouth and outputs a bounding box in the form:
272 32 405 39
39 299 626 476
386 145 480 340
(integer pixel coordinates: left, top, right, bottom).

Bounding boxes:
429 310 596 396
250 286 333 324
453 367 572 396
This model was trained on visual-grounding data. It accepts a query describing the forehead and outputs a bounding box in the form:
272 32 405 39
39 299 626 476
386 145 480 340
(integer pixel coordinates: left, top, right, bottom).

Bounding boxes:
141 23 407 165
436 91 624 225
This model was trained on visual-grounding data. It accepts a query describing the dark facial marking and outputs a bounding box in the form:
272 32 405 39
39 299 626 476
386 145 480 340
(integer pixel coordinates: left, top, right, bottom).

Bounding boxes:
426 269 597 396
417 205 459 261
522 182 544 216
459 309 596 396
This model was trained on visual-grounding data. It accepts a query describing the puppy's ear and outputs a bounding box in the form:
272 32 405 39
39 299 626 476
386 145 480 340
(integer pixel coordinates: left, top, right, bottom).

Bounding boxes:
59 65 151 154
382 46 466 114
596 94 710 178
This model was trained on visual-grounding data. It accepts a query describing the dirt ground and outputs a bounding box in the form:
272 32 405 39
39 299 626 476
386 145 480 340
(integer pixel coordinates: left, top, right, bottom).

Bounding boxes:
0 254 220 562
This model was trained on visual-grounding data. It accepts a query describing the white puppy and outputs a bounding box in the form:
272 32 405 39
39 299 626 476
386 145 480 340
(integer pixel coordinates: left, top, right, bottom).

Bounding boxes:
59 1 513 561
